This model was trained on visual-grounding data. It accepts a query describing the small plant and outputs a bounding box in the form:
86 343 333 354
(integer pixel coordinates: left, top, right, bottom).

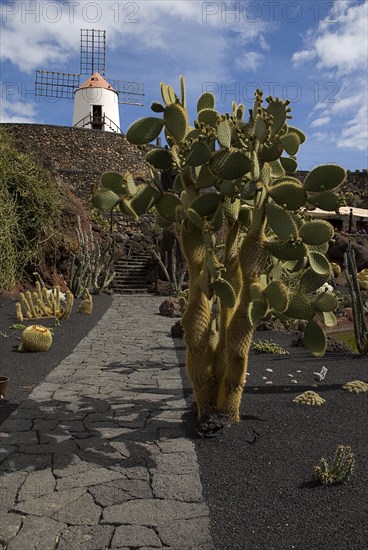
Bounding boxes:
293 391 325 406
314 445 354 485
252 339 289 355
342 380 368 394
16 282 74 321
18 325 53 352
78 289 93 314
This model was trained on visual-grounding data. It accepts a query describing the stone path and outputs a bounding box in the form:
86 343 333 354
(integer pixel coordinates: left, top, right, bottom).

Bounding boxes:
0 296 214 550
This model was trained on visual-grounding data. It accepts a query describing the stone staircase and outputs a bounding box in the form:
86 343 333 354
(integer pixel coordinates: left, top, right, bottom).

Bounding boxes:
113 252 152 294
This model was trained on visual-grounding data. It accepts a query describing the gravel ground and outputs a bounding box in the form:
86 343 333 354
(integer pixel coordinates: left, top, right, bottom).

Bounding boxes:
176 331 368 550
0 294 112 425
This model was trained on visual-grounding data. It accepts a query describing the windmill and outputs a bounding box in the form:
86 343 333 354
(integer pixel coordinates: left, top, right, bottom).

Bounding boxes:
35 29 144 134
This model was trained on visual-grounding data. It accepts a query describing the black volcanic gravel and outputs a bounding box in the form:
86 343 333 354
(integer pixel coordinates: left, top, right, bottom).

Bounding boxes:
176 331 368 550
0 294 112 425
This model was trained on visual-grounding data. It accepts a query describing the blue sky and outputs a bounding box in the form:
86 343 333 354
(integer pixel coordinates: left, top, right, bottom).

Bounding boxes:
1 0 367 170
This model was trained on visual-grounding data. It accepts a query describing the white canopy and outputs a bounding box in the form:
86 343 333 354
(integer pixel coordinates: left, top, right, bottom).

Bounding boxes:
308 207 368 222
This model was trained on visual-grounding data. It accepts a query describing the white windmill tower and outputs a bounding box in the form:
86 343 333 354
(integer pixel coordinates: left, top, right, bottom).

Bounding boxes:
73 71 121 133
35 29 144 133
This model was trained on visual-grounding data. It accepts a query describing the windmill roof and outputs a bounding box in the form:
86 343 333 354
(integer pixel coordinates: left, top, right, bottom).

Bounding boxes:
77 72 117 93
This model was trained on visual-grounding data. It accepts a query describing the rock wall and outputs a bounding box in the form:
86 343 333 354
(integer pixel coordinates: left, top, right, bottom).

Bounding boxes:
1 123 150 202
2 123 367 207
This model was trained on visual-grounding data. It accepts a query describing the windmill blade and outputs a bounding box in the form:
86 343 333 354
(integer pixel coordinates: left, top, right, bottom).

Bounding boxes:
112 80 145 106
35 70 80 100
80 29 106 75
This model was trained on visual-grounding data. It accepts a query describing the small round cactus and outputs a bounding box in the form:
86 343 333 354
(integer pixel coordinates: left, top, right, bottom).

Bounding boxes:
18 325 53 352
342 380 368 394
293 390 325 406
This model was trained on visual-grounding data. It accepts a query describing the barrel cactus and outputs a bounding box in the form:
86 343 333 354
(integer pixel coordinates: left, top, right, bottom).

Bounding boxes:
18 325 53 352
92 76 345 427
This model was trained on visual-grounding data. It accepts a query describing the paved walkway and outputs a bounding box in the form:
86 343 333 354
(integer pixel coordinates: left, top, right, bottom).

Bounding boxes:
0 296 214 550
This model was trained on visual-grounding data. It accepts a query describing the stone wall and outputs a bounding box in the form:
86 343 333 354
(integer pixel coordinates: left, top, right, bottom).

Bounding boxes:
2 123 367 206
1 123 150 202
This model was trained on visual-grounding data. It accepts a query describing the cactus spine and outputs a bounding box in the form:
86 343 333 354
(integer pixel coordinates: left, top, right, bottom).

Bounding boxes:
344 241 368 354
95 77 346 428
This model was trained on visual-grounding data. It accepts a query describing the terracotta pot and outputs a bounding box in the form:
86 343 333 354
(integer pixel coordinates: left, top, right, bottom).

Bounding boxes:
0 376 9 399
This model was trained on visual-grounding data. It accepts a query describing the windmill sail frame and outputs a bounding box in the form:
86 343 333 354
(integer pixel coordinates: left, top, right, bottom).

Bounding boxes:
34 29 144 107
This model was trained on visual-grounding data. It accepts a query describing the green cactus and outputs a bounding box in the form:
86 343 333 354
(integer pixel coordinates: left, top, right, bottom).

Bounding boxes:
113 75 345 427
314 445 354 485
69 216 116 297
18 325 53 352
344 241 368 354
17 283 74 321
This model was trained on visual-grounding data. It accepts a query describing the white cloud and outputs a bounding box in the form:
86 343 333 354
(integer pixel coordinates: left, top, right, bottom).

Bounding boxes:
235 52 264 72
0 98 38 123
310 116 331 128
292 1 368 74
292 1 368 153
336 104 368 151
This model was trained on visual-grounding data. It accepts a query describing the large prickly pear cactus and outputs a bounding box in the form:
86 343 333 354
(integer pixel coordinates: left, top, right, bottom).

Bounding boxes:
92 76 346 427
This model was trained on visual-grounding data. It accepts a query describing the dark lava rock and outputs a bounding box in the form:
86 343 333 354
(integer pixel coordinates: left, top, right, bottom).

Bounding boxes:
159 297 181 318
171 320 184 338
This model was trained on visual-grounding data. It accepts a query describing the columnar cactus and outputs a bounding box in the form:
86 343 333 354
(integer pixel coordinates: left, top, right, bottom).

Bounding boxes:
92 77 346 426
344 241 368 354
314 445 354 485
16 282 74 320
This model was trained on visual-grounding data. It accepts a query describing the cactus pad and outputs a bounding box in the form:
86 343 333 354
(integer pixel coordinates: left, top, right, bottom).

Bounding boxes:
195 164 218 189
197 92 215 112
164 103 188 142
212 279 236 308
126 117 164 145
190 192 221 217
266 203 298 240
308 251 331 276
293 391 325 406
304 165 346 192
101 171 125 195
268 180 306 210
209 148 252 180
267 239 308 261
314 291 338 312
130 186 160 215
92 188 119 211
146 148 172 170
186 141 213 167
248 299 268 326
299 268 330 294
303 318 326 356
198 108 220 127
263 281 289 312
342 380 368 394
307 190 341 211
299 220 334 245
285 292 315 320
280 132 300 156
266 98 288 134
280 157 297 173
156 192 182 222
217 119 232 148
